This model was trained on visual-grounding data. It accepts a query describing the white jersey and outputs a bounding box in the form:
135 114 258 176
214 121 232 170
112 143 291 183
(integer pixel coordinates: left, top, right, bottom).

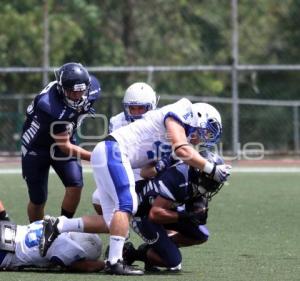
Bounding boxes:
111 98 196 169
109 112 128 133
0 221 98 269
109 111 142 181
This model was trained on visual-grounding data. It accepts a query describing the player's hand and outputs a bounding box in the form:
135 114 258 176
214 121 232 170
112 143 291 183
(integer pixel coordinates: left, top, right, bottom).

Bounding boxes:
178 209 208 225
203 162 231 183
212 164 231 183
182 196 209 225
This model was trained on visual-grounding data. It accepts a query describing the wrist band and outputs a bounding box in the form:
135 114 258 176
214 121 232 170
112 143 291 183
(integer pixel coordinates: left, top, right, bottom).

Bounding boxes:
174 143 189 152
203 161 214 174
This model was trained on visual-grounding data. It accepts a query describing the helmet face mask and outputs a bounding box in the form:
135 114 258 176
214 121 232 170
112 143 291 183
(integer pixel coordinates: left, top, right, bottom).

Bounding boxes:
197 118 222 147
55 62 91 110
122 82 158 122
63 89 89 110
189 150 224 200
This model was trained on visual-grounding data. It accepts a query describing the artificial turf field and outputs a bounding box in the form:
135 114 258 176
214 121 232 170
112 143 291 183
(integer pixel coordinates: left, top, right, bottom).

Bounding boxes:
0 169 299 281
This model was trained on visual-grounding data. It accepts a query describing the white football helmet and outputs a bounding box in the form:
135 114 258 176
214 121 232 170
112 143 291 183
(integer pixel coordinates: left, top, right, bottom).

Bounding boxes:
123 82 158 121
69 232 102 260
191 103 222 147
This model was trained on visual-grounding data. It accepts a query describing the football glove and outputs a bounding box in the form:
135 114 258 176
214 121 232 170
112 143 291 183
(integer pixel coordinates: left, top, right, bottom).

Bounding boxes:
213 164 231 182
203 162 231 183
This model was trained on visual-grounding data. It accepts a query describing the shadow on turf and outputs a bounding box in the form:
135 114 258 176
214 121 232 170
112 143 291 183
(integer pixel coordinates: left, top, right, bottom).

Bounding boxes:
1 266 184 276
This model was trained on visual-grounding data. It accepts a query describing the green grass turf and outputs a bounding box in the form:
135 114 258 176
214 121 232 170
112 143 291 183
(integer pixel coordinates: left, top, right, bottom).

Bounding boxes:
0 171 300 280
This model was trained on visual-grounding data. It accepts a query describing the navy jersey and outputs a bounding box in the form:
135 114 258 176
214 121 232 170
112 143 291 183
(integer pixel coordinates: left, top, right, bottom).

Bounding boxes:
135 163 193 217
21 76 101 151
132 163 210 267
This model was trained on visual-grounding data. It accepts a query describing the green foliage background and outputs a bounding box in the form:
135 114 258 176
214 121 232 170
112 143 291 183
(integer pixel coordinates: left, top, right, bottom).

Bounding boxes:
1 0 300 153
2 0 300 96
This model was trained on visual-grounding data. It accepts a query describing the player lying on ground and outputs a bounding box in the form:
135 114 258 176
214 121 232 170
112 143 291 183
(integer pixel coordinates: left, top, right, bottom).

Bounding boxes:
0 219 104 272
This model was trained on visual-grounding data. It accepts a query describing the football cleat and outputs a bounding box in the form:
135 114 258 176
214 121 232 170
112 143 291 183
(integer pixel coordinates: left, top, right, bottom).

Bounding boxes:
39 215 59 257
122 241 136 265
105 242 136 265
104 259 144 275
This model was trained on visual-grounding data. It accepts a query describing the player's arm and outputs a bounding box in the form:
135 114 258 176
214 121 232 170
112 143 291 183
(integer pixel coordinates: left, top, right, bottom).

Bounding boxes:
148 196 180 224
66 259 105 272
150 195 208 226
165 117 207 170
165 117 231 183
53 131 91 161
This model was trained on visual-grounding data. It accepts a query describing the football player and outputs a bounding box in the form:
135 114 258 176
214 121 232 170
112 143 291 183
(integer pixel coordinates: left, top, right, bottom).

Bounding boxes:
40 100 231 275
109 82 158 131
21 62 101 222
92 82 158 214
0 219 104 272
122 150 225 271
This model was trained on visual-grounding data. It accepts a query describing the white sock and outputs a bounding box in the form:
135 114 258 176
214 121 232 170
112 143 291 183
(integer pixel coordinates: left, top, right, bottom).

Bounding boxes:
108 235 125 264
57 216 84 233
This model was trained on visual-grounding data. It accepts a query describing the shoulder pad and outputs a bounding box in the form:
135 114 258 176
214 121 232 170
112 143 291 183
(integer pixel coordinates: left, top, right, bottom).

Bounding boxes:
109 112 128 132
36 82 65 118
161 98 195 135
88 75 101 102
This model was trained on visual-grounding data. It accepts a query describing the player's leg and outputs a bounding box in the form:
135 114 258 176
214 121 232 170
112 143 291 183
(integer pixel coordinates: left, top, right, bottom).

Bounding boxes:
22 151 50 222
60 187 82 218
39 213 109 257
92 189 103 215
129 217 182 269
39 154 109 257
91 140 142 275
27 202 46 223
57 214 110 233
52 158 83 218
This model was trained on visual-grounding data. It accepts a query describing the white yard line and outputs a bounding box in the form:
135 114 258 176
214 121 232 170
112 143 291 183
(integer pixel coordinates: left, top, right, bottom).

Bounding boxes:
1 167 300 174
232 167 300 173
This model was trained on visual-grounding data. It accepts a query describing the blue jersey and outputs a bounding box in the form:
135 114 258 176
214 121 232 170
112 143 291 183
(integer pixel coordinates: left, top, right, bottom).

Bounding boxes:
135 163 194 217
21 76 101 151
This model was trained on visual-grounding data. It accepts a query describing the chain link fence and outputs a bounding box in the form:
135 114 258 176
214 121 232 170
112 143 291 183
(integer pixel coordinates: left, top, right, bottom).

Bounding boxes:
1 90 300 158
1 0 300 158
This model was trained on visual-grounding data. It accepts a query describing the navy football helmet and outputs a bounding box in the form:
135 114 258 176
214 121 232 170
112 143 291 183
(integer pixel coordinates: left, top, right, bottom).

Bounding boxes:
55 62 91 110
189 150 225 200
